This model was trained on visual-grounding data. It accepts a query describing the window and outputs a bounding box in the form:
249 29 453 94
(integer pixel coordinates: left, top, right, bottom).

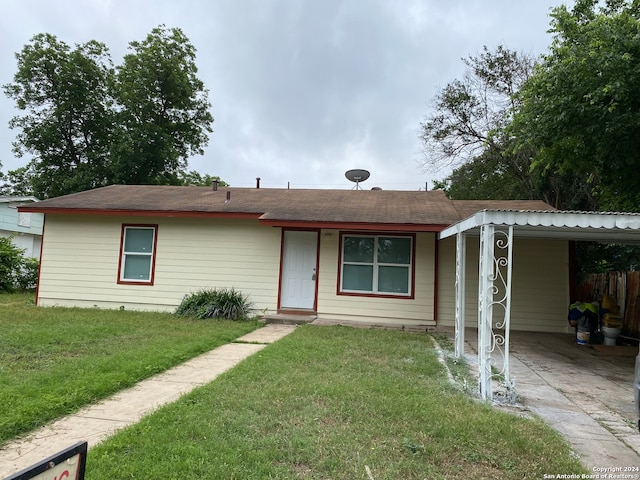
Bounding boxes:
340 234 413 296
118 225 157 284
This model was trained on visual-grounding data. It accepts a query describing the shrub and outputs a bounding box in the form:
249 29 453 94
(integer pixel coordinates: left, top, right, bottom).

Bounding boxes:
0 236 39 292
175 288 253 320
16 256 39 290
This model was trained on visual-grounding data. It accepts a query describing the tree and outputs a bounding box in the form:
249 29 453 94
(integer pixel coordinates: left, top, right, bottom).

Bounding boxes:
3 26 214 198
178 171 228 187
422 44 598 210
432 149 531 200
0 166 35 196
109 26 214 186
512 0 640 212
420 46 556 202
421 45 534 171
3 34 115 198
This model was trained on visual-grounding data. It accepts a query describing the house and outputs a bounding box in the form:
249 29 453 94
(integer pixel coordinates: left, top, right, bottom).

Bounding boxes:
22 184 640 401
19 184 572 332
0 196 44 258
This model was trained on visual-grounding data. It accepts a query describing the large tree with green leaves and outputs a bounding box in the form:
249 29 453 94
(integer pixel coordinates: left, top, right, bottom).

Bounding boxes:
420 46 557 203
3 26 214 198
512 0 640 212
109 26 213 186
422 43 599 210
3 34 115 198
421 45 534 172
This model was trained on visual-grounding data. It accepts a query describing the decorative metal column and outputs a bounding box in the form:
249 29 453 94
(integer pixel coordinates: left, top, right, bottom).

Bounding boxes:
477 224 514 402
454 232 466 359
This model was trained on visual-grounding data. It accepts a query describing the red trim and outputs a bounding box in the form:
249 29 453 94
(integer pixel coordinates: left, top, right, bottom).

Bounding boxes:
433 233 439 323
313 231 320 311
19 207 262 220
117 224 158 286
276 229 285 310
20 207 450 232
336 232 416 300
277 228 320 311
261 219 448 232
34 216 46 306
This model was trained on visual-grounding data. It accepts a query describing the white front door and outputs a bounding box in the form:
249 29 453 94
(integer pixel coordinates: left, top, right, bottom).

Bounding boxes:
280 230 318 310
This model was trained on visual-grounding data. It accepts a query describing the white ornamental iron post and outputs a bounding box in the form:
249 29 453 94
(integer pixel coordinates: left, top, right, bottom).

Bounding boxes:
454 232 466 359
477 224 514 402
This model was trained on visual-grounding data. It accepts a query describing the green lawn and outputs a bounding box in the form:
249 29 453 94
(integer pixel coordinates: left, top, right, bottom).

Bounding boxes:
0 293 260 445
86 325 586 479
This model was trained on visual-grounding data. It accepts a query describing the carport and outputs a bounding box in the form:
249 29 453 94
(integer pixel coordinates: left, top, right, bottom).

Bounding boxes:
439 209 640 401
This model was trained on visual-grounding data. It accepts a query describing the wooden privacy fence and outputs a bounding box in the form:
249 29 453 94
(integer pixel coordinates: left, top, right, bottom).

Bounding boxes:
575 271 640 338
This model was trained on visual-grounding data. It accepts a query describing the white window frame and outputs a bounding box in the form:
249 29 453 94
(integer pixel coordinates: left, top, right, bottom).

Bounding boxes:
118 225 157 284
340 234 413 297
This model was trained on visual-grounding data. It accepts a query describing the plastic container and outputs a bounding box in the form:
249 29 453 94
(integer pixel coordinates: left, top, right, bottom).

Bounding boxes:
577 329 590 345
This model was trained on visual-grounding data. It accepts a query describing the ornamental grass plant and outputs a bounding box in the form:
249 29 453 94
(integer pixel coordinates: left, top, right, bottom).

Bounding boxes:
175 288 254 320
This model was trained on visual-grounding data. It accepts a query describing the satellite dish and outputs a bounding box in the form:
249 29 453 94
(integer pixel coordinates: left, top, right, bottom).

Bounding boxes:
345 169 370 190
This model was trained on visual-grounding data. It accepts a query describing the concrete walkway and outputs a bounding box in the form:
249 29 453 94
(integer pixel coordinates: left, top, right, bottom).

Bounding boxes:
455 328 640 469
0 324 296 478
3 322 638 477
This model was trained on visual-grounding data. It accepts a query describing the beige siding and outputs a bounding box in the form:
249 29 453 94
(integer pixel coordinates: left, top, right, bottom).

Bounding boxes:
437 236 480 330
315 231 436 327
438 236 571 333
39 216 437 326
38 215 281 312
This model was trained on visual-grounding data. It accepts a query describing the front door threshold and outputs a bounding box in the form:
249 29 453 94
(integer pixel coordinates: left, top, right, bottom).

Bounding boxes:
264 311 317 325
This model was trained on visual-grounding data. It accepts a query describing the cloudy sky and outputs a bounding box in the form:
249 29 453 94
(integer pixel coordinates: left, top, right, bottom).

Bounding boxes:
0 0 565 191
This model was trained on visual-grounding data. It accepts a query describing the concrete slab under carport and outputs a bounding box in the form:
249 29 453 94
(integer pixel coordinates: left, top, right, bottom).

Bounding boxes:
439 327 640 469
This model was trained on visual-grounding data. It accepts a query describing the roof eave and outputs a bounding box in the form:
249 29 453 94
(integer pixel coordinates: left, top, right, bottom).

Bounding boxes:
259 219 449 232
17 207 263 220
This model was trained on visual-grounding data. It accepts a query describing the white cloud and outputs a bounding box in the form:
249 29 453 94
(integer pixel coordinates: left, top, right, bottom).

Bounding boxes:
0 0 560 192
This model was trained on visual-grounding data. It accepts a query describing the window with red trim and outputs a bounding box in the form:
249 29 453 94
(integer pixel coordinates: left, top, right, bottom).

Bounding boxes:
340 234 412 296
119 225 157 284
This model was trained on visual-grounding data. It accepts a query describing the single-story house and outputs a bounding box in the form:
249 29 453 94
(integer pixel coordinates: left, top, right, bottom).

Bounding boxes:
23 184 640 401
0 196 43 258
20 184 569 331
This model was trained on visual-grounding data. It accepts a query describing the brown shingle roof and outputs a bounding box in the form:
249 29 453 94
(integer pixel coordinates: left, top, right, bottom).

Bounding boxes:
20 185 556 229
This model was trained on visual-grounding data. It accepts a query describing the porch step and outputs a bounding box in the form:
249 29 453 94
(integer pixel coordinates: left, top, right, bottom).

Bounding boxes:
263 313 317 325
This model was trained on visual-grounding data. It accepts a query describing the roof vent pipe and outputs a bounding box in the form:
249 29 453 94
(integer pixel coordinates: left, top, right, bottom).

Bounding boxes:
225 191 231 203
256 177 261 189
212 179 219 191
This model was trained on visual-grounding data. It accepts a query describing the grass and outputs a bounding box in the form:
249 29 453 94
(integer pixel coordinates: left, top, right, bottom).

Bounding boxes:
86 325 586 479
0 290 35 305
0 293 260 446
431 332 477 394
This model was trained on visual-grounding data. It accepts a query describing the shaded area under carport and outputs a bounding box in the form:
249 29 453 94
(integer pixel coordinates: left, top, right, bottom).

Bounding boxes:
439 327 640 469
440 209 640 402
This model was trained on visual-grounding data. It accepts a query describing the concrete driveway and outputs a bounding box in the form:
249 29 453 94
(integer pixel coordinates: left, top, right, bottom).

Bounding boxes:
452 328 640 468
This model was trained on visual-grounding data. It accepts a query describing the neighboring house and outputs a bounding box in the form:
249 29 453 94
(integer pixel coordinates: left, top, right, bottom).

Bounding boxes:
19 184 575 333
0 196 43 258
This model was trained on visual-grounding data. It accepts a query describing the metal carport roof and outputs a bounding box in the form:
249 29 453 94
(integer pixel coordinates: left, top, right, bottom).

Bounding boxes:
440 209 640 242
438 209 640 401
